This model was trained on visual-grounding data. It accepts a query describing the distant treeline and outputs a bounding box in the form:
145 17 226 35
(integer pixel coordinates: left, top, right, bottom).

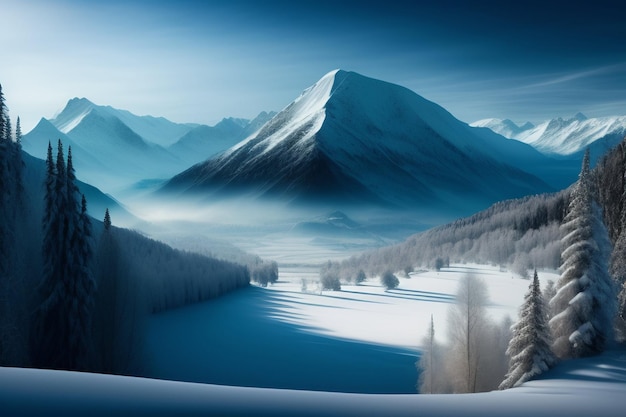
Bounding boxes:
332 136 626 284
332 191 569 281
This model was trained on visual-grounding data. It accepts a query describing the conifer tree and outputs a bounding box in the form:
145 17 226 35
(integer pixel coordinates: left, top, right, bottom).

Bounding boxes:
617 283 626 341
610 165 626 340
14 117 21 146
35 141 96 370
34 141 67 368
104 208 111 230
500 270 556 389
0 83 7 142
10 117 23 200
4 116 11 142
550 149 616 358
67 193 96 369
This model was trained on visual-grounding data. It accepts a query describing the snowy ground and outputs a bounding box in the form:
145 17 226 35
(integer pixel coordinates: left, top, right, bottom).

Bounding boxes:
1 264 623 415
141 264 558 393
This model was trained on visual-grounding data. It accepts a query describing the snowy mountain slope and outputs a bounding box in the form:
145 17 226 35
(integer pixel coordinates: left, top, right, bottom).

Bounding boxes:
23 100 192 193
168 112 275 166
472 113 626 159
21 118 107 171
21 151 137 227
52 97 196 147
471 118 535 138
161 70 555 214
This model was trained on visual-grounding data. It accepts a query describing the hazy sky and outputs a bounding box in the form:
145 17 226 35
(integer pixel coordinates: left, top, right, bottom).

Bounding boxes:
3 0 625 132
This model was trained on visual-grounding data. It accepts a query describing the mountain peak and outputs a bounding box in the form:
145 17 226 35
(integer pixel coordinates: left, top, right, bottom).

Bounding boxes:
162 70 552 212
52 97 97 133
571 112 588 122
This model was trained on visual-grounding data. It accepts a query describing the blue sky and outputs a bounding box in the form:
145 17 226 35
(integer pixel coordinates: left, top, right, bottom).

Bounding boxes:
3 0 625 132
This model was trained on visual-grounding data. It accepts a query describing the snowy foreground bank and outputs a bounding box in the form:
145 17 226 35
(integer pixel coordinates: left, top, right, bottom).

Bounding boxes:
1 264 623 415
1 348 624 416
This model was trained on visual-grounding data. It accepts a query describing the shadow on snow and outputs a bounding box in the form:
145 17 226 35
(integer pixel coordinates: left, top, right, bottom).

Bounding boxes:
142 286 419 394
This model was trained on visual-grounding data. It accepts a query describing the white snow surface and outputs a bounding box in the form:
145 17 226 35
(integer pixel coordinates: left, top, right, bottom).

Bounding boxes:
224 69 337 158
472 114 626 156
1 265 623 416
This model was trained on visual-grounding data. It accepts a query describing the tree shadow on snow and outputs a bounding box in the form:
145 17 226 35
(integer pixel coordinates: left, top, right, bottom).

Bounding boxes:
142 286 419 394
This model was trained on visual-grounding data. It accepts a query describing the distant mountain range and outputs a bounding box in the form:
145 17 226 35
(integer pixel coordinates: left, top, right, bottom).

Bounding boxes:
21 70 624 220
472 113 626 162
22 98 271 193
160 70 564 216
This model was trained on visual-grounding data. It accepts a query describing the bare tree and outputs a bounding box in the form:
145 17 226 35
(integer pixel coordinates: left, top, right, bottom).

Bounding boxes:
446 274 490 393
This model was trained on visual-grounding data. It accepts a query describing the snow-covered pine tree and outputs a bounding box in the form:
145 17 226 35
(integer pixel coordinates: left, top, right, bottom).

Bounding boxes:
417 314 441 393
500 270 556 389
0 84 9 362
10 116 23 200
14 117 21 146
549 149 617 359
4 116 11 143
610 164 626 340
618 283 626 341
0 83 8 274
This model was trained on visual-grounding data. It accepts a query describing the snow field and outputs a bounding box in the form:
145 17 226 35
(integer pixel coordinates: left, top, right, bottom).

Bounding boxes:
143 264 558 393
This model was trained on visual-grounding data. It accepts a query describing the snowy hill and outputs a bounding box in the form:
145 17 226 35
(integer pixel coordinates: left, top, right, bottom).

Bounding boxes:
161 70 557 215
472 114 626 160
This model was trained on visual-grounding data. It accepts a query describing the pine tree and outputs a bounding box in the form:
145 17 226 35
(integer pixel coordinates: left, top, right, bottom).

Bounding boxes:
4 116 11 142
0 88 25 365
610 163 626 340
14 117 21 147
34 141 67 368
104 208 111 230
68 193 96 369
10 117 23 200
500 270 556 389
549 149 617 359
34 141 96 370
617 282 626 341
0 83 7 142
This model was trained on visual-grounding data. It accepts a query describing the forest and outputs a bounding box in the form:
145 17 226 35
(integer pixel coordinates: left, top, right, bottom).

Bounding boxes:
0 86 251 373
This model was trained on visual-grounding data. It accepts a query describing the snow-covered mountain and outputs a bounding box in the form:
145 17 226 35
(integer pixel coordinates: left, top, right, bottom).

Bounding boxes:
472 113 626 160
161 70 556 215
22 98 269 194
51 97 197 147
168 111 275 166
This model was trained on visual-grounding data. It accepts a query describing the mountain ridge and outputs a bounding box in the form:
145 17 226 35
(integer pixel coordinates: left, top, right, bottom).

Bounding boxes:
472 114 626 160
